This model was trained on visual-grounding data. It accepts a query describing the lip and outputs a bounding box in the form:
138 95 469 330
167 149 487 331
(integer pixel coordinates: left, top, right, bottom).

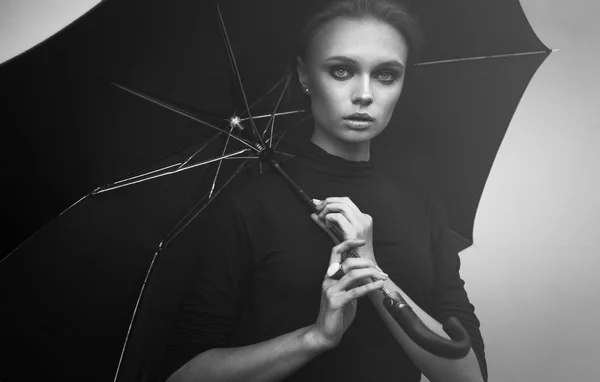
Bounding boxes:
343 119 373 130
344 113 374 121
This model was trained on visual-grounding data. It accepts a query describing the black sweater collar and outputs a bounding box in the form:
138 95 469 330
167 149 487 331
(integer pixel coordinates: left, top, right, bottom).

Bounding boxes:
289 140 375 179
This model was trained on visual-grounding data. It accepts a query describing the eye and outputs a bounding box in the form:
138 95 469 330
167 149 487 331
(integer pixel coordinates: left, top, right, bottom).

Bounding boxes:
330 66 352 80
375 71 397 83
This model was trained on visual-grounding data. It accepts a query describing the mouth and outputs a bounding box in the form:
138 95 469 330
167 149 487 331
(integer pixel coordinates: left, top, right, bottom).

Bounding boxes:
344 113 374 122
343 113 374 130
343 119 373 129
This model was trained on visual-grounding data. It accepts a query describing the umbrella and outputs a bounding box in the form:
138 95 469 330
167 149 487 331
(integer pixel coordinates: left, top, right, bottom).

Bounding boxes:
0 0 551 380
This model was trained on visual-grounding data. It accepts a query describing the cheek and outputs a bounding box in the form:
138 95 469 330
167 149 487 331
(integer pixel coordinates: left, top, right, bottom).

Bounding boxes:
382 81 404 111
377 86 403 125
311 77 348 112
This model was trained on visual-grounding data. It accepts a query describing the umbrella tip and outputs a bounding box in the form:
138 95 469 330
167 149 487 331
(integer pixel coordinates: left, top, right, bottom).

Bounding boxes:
551 48 561 53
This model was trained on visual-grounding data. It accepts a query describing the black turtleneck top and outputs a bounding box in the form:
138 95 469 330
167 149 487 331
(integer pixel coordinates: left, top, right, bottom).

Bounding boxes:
162 141 487 381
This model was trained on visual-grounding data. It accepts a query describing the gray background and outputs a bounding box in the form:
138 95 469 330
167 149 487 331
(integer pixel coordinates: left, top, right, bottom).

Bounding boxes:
1 0 598 380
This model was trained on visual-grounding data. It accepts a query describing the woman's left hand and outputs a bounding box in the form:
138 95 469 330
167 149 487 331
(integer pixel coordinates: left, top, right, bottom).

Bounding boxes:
311 196 376 265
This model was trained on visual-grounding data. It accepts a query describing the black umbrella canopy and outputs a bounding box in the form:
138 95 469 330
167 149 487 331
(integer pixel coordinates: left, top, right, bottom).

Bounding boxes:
1 0 549 381
2 0 548 255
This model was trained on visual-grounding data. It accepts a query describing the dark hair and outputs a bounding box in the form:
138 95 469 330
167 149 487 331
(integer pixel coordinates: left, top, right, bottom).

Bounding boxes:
297 0 424 68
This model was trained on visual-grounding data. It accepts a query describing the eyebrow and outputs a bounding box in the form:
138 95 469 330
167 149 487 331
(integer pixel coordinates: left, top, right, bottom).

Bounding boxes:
324 55 405 69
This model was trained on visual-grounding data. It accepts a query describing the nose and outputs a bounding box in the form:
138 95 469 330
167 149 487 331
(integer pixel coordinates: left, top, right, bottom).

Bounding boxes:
352 76 374 106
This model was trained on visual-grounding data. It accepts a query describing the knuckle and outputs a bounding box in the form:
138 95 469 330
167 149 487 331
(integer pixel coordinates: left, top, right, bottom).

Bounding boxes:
347 269 362 279
344 258 356 267
331 213 344 222
329 299 341 310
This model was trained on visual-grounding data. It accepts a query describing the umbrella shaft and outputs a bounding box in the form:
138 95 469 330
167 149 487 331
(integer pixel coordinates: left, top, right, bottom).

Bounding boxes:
265 155 393 298
329 224 391 297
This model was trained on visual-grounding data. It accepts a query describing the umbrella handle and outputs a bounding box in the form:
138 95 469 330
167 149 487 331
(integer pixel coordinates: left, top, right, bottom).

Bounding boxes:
262 150 472 359
382 291 471 359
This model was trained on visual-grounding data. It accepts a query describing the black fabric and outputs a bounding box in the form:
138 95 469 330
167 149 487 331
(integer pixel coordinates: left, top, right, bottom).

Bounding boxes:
161 141 487 381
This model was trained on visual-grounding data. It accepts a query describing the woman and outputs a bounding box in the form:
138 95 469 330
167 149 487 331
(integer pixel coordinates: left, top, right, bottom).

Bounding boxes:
163 1 487 381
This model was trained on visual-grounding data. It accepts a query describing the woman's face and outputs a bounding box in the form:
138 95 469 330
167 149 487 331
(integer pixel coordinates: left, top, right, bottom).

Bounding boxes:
297 17 409 157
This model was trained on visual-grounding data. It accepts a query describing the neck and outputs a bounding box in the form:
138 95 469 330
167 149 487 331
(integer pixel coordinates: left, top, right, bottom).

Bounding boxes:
310 130 371 162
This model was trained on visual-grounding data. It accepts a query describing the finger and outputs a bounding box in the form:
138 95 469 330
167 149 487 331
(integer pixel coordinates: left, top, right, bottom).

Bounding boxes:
340 257 382 273
317 202 362 227
336 279 386 305
324 213 357 240
330 267 388 293
311 213 339 244
313 197 361 225
328 238 366 265
315 196 360 213
328 278 386 309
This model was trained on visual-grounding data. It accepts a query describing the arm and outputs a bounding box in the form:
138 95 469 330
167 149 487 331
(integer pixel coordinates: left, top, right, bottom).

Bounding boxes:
369 194 486 381
166 325 327 382
313 196 486 382
366 277 483 382
165 232 387 382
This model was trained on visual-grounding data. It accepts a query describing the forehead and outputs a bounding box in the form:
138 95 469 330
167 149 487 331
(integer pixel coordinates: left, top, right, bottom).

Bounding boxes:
307 17 409 65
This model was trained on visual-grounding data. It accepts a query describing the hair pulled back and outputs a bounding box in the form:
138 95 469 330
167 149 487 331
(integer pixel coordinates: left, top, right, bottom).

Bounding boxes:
296 0 424 68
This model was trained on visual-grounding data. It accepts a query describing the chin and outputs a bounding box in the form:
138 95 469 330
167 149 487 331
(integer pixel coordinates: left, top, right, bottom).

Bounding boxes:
335 131 378 145
341 126 384 141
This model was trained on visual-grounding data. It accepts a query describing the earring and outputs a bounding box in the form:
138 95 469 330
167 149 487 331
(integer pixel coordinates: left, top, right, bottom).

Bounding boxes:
304 88 309 94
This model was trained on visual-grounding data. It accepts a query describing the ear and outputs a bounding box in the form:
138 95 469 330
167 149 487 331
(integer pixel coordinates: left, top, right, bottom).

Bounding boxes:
296 56 309 90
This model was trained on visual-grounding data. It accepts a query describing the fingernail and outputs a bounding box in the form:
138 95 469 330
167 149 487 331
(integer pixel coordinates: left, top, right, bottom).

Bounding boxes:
380 272 388 278
374 279 385 286
312 199 322 205
376 266 383 272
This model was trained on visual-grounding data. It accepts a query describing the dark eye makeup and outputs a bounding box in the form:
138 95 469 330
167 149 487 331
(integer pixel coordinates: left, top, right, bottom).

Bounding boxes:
328 65 402 84
330 66 353 79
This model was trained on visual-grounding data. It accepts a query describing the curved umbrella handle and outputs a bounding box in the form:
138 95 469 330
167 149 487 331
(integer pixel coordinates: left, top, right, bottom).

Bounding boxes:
383 291 471 359
262 152 471 359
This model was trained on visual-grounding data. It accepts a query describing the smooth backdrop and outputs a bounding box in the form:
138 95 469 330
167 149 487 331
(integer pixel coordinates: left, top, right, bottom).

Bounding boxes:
0 0 598 381
424 0 600 381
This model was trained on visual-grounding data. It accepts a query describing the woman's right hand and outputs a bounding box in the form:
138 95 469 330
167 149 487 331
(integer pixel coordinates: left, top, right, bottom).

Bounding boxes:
309 238 388 350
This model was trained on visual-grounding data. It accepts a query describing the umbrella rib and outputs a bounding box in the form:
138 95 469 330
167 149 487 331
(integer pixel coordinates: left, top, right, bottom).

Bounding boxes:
111 82 258 153
112 157 251 382
162 158 251 249
93 149 252 194
264 114 312 150
262 75 291 146
274 150 296 158
243 74 291 115
178 131 223 170
273 129 288 150
109 163 182 187
240 110 305 122
415 50 552 67
215 1 265 148
208 126 234 199
0 193 94 266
